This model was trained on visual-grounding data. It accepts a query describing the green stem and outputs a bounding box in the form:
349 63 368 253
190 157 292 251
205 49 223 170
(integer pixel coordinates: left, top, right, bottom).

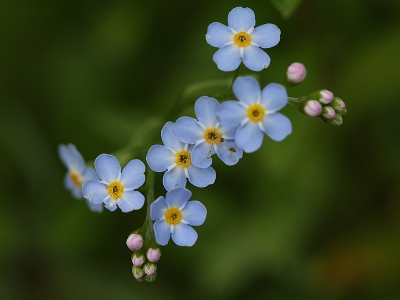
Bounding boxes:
231 65 241 86
142 169 156 248
288 96 308 106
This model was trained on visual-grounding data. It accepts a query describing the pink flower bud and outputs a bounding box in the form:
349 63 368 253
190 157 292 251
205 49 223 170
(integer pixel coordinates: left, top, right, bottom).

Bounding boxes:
327 114 343 126
132 266 144 280
286 62 307 84
319 90 334 104
322 106 336 119
147 248 161 262
132 252 145 267
304 100 322 117
332 97 346 110
126 233 143 251
144 262 157 276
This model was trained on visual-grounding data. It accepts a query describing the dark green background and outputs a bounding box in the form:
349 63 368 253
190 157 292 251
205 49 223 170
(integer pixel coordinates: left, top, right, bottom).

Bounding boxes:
1 0 400 299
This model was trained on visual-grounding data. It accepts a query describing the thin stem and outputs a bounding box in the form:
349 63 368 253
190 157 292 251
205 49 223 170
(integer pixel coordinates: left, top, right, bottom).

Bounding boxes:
288 96 308 106
143 169 156 248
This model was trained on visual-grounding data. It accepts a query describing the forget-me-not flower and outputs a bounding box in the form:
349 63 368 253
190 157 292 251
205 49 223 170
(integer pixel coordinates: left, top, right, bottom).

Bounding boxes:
150 187 207 247
174 96 243 168
206 6 281 72
217 76 292 153
82 154 145 212
146 121 216 191
58 144 103 213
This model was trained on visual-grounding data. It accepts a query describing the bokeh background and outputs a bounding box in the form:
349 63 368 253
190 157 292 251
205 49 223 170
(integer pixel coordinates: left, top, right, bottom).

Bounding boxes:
1 0 400 299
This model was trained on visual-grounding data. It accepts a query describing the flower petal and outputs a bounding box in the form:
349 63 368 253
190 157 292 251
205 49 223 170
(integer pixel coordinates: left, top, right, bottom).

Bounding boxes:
82 167 99 183
161 121 184 150
94 154 121 183
195 96 220 128
153 220 171 246
82 180 108 204
118 191 145 212
104 204 118 212
217 100 246 128
64 172 82 199
216 140 243 166
163 167 187 191
232 76 261 105
187 165 216 188
251 23 281 48
58 144 85 172
85 199 103 213
174 116 204 144
242 46 270 71
206 22 234 48
146 145 174 172
165 186 192 209
228 7 255 32
213 45 241 72
182 201 207 226
191 142 213 169
220 124 238 139
261 112 292 142
235 121 264 153
260 83 288 112
172 223 198 246
121 159 145 190
150 196 168 220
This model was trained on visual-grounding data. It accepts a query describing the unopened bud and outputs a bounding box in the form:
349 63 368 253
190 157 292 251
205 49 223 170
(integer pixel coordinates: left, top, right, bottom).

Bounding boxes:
331 97 347 115
126 231 144 251
322 106 336 119
131 251 146 267
143 261 157 276
309 90 334 104
286 62 307 85
145 272 157 282
302 100 322 117
327 114 343 126
132 266 144 280
146 246 161 262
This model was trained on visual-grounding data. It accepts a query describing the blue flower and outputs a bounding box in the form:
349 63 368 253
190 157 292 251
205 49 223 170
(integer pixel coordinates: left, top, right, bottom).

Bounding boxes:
82 154 145 212
174 96 243 168
206 7 281 72
146 121 216 191
217 76 292 153
58 144 103 213
150 187 207 247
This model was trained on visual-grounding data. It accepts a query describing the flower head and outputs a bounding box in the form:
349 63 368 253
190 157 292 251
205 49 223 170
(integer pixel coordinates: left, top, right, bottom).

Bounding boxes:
82 154 145 212
146 122 216 191
58 144 103 213
217 76 292 153
150 187 207 247
174 96 243 168
206 7 281 71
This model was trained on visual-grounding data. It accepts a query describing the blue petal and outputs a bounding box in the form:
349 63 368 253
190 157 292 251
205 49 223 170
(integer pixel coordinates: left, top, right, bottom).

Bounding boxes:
181 201 207 226
58 144 86 172
236 121 264 153
165 187 192 209
118 191 145 212
228 7 255 32
150 196 168 220
82 167 98 182
243 46 270 71
82 181 108 204
261 112 292 142
233 76 261 105
163 167 187 191
220 124 237 139
153 220 171 246
172 223 198 247
174 117 203 144
216 140 243 166
206 22 234 48
161 122 184 150
187 165 216 188
121 159 145 190
260 83 288 112
84 199 103 213
213 45 241 72
64 172 82 199
195 96 220 128
146 145 174 172
217 101 246 128
251 24 281 48
104 204 118 212
94 154 121 183
191 141 213 168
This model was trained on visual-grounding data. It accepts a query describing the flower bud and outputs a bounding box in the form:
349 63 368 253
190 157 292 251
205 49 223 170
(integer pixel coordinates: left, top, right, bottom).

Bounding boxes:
146 243 161 262
131 251 146 267
143 261 157 276
132 266 144 280
322 106 336 119
286 62 307 85
126 230 144 251
300 100 322 117
309 90 334 104
145 272 157 282
327 114 343 126
331 97 347 115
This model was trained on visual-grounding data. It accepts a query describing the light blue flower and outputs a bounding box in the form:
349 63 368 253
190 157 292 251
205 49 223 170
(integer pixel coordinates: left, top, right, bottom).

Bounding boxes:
150 187 207 247
82 154 145 213
58 144 103 213
146 121 216 191
206 6 281 72
217 76 292 153
174 96 243 168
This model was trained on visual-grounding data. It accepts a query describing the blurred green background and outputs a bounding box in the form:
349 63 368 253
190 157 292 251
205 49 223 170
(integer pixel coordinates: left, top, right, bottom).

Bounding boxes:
1 0 400 299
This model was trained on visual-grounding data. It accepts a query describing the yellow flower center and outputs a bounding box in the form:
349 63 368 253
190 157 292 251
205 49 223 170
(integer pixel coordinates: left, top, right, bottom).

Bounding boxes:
175 150 191 168
108 181 124 199
247 104 265 122
165 208 182 225
204 128 222 144
233 31 251 47
69 171 83 187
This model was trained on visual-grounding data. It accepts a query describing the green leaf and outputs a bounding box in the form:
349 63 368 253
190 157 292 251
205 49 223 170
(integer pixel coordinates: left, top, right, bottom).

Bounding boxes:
270 0 302 19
